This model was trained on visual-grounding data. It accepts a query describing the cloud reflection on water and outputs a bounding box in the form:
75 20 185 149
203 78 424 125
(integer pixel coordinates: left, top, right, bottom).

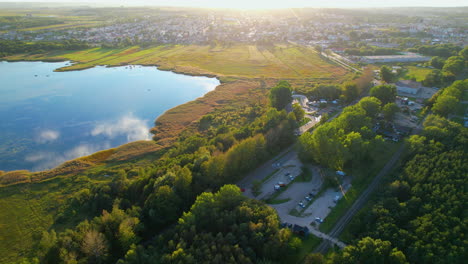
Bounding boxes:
26 114 151 171
91 113 151 141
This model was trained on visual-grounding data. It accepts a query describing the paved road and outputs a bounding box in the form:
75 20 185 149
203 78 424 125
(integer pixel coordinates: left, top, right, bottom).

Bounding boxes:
313 143 407 254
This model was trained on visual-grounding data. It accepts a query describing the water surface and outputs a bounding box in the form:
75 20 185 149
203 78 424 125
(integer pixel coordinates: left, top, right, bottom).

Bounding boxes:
0 61 219 171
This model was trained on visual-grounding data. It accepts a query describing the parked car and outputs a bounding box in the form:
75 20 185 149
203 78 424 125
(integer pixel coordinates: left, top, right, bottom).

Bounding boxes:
315 217 323 223
289 175 295 181
278 181 286 187
274 184 281 191
305 196 312 201
298 202 305 208
274 162 282 168
309 192 315 197
333 195 341 203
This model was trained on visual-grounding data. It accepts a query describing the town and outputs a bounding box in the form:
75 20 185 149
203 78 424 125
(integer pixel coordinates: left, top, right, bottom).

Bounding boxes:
2 7 467 50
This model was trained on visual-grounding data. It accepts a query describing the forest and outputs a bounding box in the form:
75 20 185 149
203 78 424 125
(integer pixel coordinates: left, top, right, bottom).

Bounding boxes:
341 80 467 264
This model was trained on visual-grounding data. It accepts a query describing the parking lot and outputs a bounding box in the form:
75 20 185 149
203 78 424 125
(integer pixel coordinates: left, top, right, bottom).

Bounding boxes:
255 155 303 200
244 152 352 229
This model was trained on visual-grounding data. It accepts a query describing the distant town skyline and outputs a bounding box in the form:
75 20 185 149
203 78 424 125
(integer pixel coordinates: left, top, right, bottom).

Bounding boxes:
2 0 467 9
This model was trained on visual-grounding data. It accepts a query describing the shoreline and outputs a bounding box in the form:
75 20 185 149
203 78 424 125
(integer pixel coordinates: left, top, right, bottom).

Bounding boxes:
0 58 244 183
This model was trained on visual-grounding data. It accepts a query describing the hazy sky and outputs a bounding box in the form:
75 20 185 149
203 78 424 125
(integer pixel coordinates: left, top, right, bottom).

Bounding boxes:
4 0 467 9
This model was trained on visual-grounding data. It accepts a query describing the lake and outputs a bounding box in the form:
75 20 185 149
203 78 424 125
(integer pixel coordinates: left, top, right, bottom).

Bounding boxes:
0 61 219 171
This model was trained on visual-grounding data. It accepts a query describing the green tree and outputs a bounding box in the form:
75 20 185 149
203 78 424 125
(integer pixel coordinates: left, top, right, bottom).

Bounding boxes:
370 84 396 105
423 69 443 87
380 66 394 83
341 82 359 103
382 103 399 121
332 237 408 264
442 56 464 75
459 46 468 60
269 81 292 110
358 97 382 119
432 95 458 116
292 103 305 122
429 56 445 69
304 253 325 264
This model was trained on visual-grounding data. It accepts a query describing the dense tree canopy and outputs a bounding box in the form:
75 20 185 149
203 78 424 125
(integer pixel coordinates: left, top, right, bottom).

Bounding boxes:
157 185 299 264
331 237 408 264
292 103 305 121
432 79 467 116
380 66 395 83
370 84 396 105
346 94 468 264
298 96 385 171
269 81 292 110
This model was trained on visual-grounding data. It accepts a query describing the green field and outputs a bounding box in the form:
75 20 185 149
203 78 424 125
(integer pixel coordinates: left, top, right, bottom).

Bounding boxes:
403 66 432 82
0 175 100 262
5 44 349 80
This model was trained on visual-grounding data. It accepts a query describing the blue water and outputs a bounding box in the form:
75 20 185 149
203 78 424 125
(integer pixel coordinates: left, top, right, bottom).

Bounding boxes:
0 61 219 171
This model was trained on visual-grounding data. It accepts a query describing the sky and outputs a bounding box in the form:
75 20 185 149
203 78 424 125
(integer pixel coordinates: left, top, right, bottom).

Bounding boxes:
3 0 467 9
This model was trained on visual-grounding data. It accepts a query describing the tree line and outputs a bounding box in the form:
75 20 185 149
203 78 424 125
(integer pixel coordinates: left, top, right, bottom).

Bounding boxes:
0 39 90 57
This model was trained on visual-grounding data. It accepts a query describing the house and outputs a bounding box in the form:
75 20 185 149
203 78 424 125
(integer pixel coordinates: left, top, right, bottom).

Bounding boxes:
395 80 422 95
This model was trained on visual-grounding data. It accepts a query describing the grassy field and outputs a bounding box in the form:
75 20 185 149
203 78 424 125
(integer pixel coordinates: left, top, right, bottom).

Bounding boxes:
5 44 349 80
403 66 432 82
0 175 99 262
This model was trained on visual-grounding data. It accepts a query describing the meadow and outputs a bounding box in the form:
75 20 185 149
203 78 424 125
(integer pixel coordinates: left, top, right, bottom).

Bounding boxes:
5 44 349 80
403 66 432 82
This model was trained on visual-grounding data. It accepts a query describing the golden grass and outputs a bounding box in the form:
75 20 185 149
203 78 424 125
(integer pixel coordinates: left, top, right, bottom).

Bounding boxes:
4 44 348 80
108 141 162 162
78 148 116 164
0 170 31 186
151 80 263 145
